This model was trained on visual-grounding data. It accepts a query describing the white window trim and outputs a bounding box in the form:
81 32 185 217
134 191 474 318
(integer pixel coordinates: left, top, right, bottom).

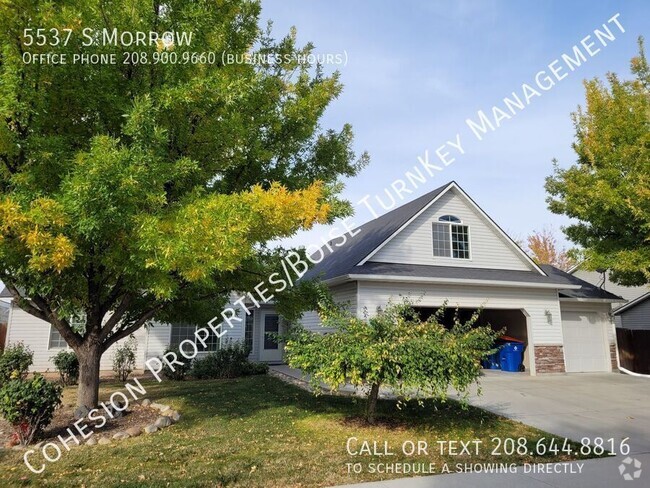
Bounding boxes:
169 322 220 352
432 220 472 260
47 324 70 350
244 310 255 357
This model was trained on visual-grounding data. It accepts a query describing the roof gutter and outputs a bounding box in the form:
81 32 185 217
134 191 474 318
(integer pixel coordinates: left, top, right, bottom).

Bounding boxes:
339 274 583 290
612 291 650 315
559 297 626 303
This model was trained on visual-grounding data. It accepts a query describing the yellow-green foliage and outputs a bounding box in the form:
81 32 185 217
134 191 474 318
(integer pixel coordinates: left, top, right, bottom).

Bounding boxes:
546 38 650 286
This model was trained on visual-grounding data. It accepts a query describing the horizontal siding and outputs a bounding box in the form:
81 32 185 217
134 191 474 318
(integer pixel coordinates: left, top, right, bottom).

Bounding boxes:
144 322 171 361
357 280 563 344
370 189 532 271
297 282 358 333
618 300 650 330
299 311 322 331
7 304 151 372
6 304 53 372
5 291 251 371
332 282 358 314
560 301 615 344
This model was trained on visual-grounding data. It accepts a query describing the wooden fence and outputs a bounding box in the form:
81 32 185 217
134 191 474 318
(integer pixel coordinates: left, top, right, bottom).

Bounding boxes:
0 323 6 352
616 328 650 374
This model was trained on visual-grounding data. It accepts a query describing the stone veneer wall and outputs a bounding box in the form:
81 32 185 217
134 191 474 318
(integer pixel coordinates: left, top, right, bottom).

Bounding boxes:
610 343 619 370
534 345 565 373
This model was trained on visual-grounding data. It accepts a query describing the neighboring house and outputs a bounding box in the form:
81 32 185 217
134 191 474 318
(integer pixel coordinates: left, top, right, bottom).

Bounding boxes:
1 181 625 375
570 267 648 310
613 293 650 330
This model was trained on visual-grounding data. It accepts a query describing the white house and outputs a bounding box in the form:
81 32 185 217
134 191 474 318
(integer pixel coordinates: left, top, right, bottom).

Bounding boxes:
1 181 624 375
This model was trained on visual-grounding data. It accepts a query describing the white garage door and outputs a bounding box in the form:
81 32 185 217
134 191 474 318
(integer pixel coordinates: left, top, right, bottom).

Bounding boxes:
562 312 609 372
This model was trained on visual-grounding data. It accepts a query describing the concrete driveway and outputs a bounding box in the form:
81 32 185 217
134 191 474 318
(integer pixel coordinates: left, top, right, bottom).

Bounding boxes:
336 371 650 488
464 371 650 455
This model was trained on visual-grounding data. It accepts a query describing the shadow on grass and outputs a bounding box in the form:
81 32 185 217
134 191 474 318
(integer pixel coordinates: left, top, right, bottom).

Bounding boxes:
136 374 505 432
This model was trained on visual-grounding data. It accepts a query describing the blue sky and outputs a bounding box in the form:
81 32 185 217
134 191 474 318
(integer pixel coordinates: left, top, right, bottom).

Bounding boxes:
261 0 649 249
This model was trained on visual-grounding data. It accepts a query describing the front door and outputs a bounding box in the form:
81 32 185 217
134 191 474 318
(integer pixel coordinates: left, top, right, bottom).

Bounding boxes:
259 312 284 363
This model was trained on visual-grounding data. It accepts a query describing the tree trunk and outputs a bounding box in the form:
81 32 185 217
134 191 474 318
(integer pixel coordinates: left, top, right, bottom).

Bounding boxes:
75 343 102 408
366 382 380 424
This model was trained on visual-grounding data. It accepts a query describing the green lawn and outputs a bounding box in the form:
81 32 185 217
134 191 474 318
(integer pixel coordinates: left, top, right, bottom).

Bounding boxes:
0 375 596 487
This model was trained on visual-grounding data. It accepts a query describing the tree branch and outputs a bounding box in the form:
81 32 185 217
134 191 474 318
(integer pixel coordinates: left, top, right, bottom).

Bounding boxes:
28 292 81 348
3 283 48 322
98 292 134 342
100 276 125 317
102 303 165 351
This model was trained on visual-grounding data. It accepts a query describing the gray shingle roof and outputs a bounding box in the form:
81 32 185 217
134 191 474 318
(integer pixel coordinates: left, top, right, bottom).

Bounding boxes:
302 182 623 301
302 182 452 281
540 265 624 301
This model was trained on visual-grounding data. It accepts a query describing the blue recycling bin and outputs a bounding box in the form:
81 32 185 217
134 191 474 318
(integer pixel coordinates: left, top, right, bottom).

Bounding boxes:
483 348 502 369
500 342 524 372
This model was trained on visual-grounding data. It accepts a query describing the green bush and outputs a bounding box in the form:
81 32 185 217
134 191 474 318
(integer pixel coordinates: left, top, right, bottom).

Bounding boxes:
285 299 499 423
51 350 79 386
113 336 137 382
0 374 62 445
0 342 34 384
161 345 193 381
191 341 265 379
242 361 269 375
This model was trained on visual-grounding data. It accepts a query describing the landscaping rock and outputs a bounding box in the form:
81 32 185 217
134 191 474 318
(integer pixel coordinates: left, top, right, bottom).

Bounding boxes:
144 425 158 434
12 445 25 451
74 405 90 420
151 402 170 412
170 411 181 422
125 427 142 437
112 432 130 441
141 398 151 407
86 438 97 446
154 416 172 428
97 437 111 445
162 408 178 417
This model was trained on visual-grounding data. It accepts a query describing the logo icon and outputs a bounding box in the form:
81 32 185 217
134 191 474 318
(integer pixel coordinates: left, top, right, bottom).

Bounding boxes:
619 457 642 481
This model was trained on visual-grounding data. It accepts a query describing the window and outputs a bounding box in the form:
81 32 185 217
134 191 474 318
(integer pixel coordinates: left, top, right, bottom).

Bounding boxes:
263 315 280 350
432 215 470 259
49 311 86 349
48 327 68 349
170 323 219 352
439 215 462 223
244 312 254 354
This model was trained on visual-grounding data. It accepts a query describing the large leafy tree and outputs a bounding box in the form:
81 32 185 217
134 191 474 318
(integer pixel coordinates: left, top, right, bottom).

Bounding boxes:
0 0 366 407
546 38 650 286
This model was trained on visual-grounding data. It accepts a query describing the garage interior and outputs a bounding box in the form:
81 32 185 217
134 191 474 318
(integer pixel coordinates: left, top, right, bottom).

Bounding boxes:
414 307 530 373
